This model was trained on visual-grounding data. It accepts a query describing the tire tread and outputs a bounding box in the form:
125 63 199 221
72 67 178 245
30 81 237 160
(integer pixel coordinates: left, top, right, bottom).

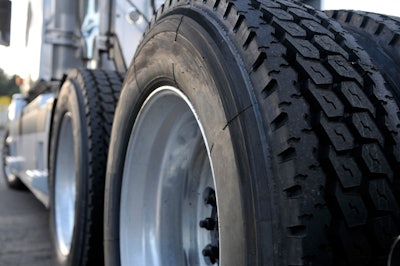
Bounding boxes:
139 1 400 264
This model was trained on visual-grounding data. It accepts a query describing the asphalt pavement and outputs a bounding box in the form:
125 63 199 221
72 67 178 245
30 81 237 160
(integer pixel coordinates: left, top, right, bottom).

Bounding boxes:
0 131 52 265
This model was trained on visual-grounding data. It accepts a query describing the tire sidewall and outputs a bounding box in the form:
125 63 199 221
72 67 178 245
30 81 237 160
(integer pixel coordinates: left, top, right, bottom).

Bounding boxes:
49 77 88 266
105 13 274 265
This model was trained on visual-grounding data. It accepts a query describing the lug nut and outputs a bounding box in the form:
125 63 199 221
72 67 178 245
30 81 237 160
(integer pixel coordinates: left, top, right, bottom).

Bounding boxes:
203 187 216 207
199 218 216 230
202 244 219 264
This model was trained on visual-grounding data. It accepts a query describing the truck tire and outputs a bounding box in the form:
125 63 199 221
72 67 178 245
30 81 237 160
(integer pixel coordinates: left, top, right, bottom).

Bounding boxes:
104 1 400 265
49 69 123 266
2 131 26 190
325 10 400 104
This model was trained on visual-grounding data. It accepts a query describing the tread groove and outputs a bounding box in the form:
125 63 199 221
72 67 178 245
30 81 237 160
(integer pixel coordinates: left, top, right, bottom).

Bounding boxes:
271 111 288 131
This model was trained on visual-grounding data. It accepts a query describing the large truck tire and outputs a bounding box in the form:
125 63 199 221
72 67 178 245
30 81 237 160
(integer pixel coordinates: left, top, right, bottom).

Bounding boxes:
325 10 400 104
104 0 400 265
2 130 26 190
49 69 123 266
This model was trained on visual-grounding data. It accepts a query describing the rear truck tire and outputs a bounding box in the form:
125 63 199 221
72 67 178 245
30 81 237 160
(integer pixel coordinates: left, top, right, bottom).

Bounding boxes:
2 130 26 190
104 1 400 265
325 10 400 266
325 10 400 104
49 69 123 266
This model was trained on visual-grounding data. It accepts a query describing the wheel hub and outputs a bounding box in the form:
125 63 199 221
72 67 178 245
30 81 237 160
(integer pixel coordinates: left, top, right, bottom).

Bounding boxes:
119 86 220 265
200 187 219 265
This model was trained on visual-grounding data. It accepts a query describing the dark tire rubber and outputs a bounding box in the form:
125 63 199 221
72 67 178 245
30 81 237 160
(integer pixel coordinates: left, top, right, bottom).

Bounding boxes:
2 130 26 190
325 10 400 104
105 1 400 265
49 69 123 266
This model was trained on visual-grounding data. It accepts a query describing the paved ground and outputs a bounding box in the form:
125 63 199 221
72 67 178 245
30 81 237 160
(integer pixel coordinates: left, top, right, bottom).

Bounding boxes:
0 132 52 265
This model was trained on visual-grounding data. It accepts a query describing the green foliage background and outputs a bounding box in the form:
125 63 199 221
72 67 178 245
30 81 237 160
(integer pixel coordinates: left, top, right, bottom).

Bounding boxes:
0 68 20 97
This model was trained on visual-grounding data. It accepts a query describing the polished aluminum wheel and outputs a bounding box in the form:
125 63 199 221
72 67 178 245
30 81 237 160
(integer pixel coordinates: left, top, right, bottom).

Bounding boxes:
54 113 76 256
120 86 219 265
2 133 13 180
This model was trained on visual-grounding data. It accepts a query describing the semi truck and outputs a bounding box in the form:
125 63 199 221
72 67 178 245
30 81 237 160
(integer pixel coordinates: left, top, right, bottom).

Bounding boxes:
1 0 399 265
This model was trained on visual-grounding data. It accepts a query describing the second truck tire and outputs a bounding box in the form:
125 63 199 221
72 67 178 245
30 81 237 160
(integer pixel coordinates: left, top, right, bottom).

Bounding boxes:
49 69 123 266
104 0 400 265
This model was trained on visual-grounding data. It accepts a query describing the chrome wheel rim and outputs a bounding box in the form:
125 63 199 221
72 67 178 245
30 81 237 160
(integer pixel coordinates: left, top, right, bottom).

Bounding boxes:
54 112 76 256
2 133 13 180
120 86 220 265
